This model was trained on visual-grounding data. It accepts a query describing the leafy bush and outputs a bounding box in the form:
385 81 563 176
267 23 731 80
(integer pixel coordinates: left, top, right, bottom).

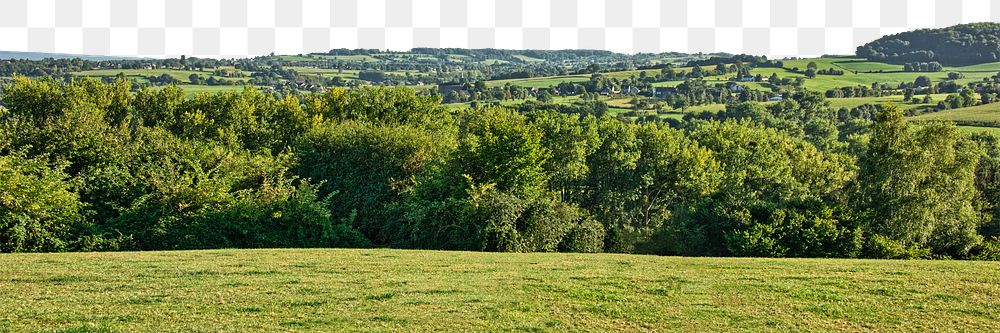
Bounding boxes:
473 190 581 252
863 234 932 259
106 133 368 250
969 237 1000 261
584 120 720 253
559 215 606 253
0 153 86 252
723 201 862 258
294 122 450 243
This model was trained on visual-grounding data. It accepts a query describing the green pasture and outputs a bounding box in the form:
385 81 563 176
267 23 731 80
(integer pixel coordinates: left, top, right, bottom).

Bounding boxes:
70 69 246 84
911 102 1000 124
0 249 996 332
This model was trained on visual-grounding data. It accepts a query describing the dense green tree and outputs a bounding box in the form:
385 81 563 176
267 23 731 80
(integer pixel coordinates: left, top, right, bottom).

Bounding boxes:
1 76 997 259
583 120 720 252
667 120 858 257
294 122 451 243
857 106 983 258
971 133 1000 239
453 108 551 197
107 130 367 250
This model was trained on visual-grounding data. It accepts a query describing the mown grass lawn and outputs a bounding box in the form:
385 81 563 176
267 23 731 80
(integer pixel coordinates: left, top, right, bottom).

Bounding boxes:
1 249 997 332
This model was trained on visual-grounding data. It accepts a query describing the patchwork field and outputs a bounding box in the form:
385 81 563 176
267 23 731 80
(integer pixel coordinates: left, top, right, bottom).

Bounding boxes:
1 249 997 332
489 58 1000 95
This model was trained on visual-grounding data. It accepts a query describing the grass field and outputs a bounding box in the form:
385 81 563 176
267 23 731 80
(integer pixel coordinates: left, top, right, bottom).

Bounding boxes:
288 67 360 79
912 102 1000 124
486 75 590 88
827 94 950 111
147 84 252 97
488 57 1000 99
958 126 1000 135
277 54 381 62
71 69 247 85
1 249 997 332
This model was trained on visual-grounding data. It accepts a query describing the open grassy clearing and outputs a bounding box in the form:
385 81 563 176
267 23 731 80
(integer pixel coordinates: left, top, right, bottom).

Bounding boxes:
486 75 590 88
288 67 360 79
958 125 1000 135
912 102 1000 123
0 249 997 332
950 62 1000 72
71 69 247 84
277 54 381 62
827 94 950 111
147 84 253 97
511 54 545 62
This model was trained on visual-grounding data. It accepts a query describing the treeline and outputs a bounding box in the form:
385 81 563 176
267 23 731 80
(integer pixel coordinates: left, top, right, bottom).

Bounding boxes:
857 22 1000 65
903 62 945 72
0 55 233 78
1 77 998 259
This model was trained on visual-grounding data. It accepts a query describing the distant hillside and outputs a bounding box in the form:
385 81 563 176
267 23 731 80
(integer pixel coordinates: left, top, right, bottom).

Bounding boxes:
0 51 144 61
856 22 1000 66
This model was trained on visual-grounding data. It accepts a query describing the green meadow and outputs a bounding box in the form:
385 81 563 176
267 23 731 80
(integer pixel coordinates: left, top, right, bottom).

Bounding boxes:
912 102 1000 124
70 69 247 84
1 249 997 332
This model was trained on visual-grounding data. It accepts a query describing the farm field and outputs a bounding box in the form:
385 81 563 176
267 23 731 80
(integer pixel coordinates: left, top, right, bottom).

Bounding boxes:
147 84 252 96
0 249 997 332
486 75 590 88
827 94 950 111
277 54 381 62
288 66 360 79
958 125 1000 135
70 68 247 84
911 102 1000 124
488 58 1000 98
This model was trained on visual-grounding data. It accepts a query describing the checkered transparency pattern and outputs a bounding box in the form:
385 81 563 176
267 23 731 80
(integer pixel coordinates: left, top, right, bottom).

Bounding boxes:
0 0 997 58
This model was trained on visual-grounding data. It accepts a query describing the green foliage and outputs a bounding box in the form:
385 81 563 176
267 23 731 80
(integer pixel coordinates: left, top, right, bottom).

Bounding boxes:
164 86 308 151
857 22 1000 65
524 110 598 201
294 121 450 243
559 215 606 253
857 106 983 258
723 201 862 258
969 237 1000 260
454 107 551 198
970 133 1000 238
0 153 85 252
661 120 858 257
685 122 854 256
304 86 452 132
107 134 367 250
584 119 720 253
1 77 997 260
473 190 576 252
